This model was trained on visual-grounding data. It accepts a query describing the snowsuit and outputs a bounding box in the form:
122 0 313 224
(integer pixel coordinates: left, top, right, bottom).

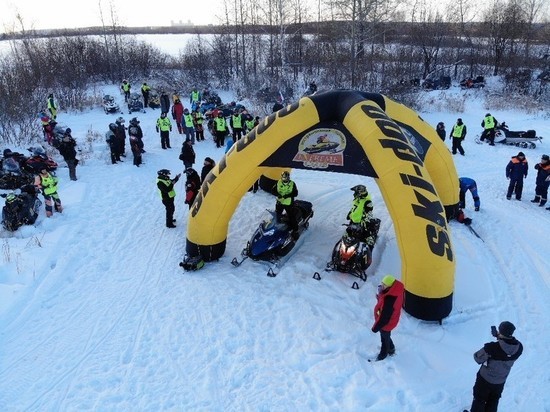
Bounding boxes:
121 81 131 103
201 157 215 184
347 194 376 246
114 123 127 158
141 83 151 107
179 140 196 170
505 154 528 200
481 115 498 146
156 116 172 149
533 159 550 207
450 120 467 155
272 179 299 232
193 111 205 141
47 95 58 120
371 279 404 360
184 170 201 210
459 177 480 211
34 171 62 217
230 113 243 141
436 122 446 141
469 336 523 412
157 174 180 227
57 135 78 181
183 112 195 143
128 124 144 167
172 100 185 134
106 130 120 164
160 92 171 114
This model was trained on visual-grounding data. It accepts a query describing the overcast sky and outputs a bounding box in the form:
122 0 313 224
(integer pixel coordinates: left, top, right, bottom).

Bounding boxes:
0 0 224 33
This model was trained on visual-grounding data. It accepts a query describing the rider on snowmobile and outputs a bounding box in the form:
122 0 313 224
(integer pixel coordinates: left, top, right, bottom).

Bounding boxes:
347 184 377 248
272 171 299 237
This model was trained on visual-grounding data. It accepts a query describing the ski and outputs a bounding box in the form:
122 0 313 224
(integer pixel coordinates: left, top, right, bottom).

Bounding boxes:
313 266 365 289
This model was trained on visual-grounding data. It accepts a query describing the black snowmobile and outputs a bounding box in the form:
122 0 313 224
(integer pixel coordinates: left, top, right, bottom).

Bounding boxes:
326 218 381 280
1 184 42 232
127 92 145 114
232 200 314 268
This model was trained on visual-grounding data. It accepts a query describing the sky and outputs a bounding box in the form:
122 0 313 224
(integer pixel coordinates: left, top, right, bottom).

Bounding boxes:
0 0 223 33
0 78 549 410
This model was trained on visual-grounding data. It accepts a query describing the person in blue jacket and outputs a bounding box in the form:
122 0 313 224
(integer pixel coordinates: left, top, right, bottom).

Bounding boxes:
459 177 481 211
505 152 528 200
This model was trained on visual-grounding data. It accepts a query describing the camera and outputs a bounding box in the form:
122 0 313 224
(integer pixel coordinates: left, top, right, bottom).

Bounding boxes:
491 325 498 337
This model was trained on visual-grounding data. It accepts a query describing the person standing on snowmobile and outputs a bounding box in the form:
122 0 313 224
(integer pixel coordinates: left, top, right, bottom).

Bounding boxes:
157 169 180 228
480 113 498 146
371 275 404 361
347 184 376 247
532 154 550 208
34 168 62 217
272 171 299 236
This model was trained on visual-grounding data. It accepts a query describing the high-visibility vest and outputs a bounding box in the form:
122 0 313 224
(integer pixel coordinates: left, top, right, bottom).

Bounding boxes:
184 114 194 128
276 180 295 205
484 116 495 130
231 114 242 128
452 124 465 138
41 173 58 195
214 117 227 132
157 178 175 198
157 117 172 131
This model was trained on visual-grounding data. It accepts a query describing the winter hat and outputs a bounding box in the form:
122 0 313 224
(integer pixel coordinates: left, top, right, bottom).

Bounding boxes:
517 152 525 158
381 275 396 287
498 321 515 337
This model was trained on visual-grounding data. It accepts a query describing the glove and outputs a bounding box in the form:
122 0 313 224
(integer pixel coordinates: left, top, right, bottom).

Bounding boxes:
463 217 472 225
156 127 159 133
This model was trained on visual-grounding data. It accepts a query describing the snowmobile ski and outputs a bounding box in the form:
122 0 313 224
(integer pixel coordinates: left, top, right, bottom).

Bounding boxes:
466 225 484 242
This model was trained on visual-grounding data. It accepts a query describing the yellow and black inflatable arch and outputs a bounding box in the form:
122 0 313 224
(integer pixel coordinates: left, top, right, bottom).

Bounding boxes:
187 91 459 321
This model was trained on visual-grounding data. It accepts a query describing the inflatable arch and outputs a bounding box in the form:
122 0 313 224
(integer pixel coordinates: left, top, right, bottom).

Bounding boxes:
187 91 460 321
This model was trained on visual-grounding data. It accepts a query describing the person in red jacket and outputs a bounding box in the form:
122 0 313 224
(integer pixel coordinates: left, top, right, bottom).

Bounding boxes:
371 275 405 361
171 98 185 134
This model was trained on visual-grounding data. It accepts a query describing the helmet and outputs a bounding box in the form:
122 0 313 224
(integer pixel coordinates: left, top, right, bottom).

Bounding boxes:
130 117 139 125
185 168 196 177
486 113 491 117
3 148 13 157
541 154 549 161
108 123 117 132
281 171 290 182
116 116 125 124
161 112 167 118
351 184 368 198
157 169 170 177
184 109 189 114
65 127 72 134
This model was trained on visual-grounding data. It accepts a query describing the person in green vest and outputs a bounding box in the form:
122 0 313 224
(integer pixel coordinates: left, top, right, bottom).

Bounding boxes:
157 169 181 228
450 118 467 156
347 184 378 247
230 109 243 141
121 79 131 103
47 94 58 120
141 82 151 107
189 87 201 110
156 112 173 149
34 168 63 217
192 109 205 142
182 108 195 144
213 112 228 148
480 113 498 146
272 171 299 236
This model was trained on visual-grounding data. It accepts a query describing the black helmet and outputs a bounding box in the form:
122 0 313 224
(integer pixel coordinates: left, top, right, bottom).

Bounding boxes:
65 127 72 134
281 171 290 182
351 184 368 198
161 112 167 118
116 116 125 124
157 169 170 177
541 154 549 161
130 117 139 125
108 123 117 132
486 113 491 117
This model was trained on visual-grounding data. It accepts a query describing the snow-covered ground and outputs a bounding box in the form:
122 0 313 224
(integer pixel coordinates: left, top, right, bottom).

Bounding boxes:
0 84 549 411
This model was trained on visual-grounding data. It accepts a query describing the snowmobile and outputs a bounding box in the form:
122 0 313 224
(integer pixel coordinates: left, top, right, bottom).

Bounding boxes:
102 95 120 114
232 200 314 267
326 218 381 281
475 122 543 149
1 184 42 232
21 147 58 174
303 135 340 154
148 92 161 109
0 154 34 190
460 76 485 89
127 92 145 114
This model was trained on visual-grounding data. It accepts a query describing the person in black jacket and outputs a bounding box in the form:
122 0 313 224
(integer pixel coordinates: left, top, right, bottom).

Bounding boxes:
505 152 528 200
467 321 523 412
114 117 127 158
57 128 78 181
184 168 201 210
436 122 446 141
157 169 181 228
200 157 215 184
128 118 144 167
179 138 196 170
531 154 550 207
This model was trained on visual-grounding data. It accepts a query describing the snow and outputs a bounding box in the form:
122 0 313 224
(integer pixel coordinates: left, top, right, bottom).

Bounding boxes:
1 84 549 412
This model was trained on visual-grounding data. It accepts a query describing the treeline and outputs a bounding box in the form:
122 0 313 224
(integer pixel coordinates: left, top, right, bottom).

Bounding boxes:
0 0 549 144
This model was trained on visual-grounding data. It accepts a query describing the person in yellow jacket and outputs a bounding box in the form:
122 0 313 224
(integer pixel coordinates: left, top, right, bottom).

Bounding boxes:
347 184 377 247
47 94 58 120
272 171 299 235
141 82 151 107
157 169 181 228
156 112 173 149
121 79 131 102
34 168 62 217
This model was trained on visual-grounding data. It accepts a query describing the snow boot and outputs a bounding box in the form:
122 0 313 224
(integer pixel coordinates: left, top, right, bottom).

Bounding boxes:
540 199 547 207
531 196 540 203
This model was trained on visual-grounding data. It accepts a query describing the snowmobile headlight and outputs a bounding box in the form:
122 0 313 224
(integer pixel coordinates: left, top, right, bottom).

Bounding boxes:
262 228 275 237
